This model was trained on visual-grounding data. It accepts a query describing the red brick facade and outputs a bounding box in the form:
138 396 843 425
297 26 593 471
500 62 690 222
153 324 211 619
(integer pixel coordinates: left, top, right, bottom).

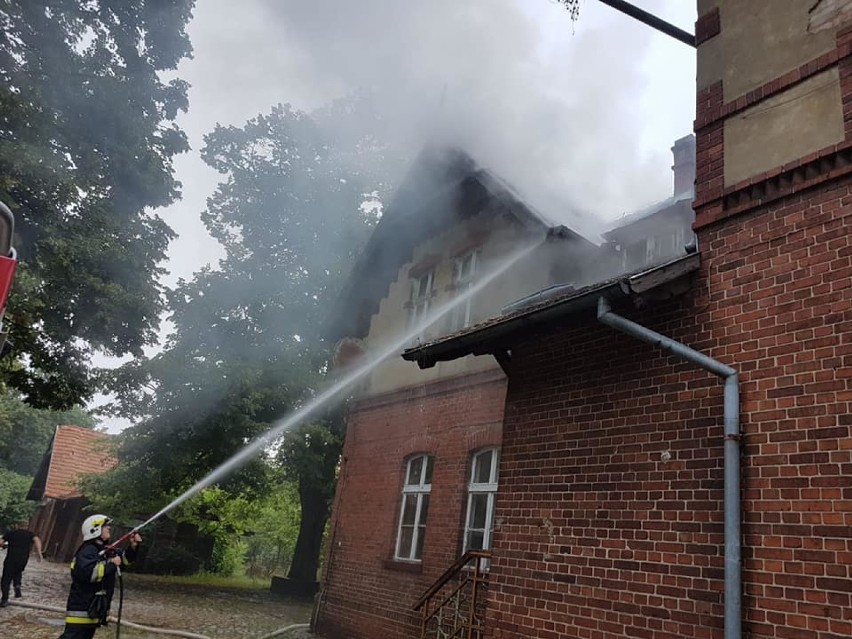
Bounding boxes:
486 175 852 637
316 369 507 639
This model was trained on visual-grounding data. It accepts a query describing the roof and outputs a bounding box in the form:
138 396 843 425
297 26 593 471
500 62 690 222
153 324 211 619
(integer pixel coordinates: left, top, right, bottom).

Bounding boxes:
402 251 701 368
324 146 592 342
604 190 694 236
27 425 117 501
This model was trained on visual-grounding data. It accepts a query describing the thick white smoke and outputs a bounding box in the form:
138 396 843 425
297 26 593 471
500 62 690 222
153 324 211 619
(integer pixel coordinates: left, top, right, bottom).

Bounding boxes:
169 0 696 269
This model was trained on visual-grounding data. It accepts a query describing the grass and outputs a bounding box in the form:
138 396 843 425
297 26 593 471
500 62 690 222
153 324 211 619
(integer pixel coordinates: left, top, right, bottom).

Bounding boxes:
130 570 272 590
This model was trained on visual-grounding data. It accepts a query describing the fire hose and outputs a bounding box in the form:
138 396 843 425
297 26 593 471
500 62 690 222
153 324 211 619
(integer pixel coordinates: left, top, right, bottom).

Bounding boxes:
7 600 310 638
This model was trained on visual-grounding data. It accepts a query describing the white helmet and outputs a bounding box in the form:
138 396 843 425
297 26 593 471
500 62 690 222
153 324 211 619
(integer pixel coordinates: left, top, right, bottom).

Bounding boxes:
81 514 111 541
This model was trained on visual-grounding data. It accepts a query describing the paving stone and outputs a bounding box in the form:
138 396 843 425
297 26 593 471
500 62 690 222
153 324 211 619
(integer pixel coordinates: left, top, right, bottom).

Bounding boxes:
0 560 318 638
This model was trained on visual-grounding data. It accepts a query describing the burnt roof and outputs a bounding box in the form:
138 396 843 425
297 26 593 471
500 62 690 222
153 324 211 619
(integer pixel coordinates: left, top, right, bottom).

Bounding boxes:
324 146 591 342
402 252 701 368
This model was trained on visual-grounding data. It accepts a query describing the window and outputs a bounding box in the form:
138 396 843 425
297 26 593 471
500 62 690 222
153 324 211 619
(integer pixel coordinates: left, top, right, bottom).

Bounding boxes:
623 227 688 270
449 250 479 331
622 239 647 270
409 270 434 329
653 226 687 260
395 454 433 561
463 449 499 554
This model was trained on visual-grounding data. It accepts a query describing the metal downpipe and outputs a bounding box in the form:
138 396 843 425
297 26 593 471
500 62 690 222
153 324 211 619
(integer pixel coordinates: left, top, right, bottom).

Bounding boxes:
597 297 741 639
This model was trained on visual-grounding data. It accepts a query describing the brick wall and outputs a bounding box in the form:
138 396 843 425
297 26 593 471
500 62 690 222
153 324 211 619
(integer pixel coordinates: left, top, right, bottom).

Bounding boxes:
703 179 852 639
316 369 507 639
485 176 852 638
489 299 727 639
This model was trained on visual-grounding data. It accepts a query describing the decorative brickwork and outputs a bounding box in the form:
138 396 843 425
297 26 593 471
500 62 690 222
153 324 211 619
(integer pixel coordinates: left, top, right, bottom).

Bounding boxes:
695 23 852 230
695 47 850 132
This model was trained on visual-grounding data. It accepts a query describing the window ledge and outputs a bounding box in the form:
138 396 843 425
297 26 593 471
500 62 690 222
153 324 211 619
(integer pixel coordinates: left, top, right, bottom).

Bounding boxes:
382 559 423 574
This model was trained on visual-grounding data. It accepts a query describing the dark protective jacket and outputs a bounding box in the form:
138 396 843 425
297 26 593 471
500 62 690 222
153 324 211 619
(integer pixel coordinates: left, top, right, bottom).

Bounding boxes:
64 539 137 626
2 528 35 565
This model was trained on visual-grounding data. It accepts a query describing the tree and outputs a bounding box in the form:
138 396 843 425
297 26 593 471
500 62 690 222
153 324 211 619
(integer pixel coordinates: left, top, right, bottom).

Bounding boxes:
277 421 342 583
0 0 194 409
0 385 94 476
0 468 35 530
102 98 399 582
556 0 580 21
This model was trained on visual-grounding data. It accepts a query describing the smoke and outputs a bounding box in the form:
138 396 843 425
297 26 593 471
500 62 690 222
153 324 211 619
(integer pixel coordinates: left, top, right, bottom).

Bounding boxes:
177 0 695 244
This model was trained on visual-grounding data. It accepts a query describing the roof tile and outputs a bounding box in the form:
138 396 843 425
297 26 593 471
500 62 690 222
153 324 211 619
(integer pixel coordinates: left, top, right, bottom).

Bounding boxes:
43 425 117 499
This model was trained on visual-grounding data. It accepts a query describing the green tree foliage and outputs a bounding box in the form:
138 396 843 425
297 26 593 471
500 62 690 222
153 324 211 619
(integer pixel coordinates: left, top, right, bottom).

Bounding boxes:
244 482 301 579
100 98 398 579
0 0 194 408
0 386 94 476
0 467 36 529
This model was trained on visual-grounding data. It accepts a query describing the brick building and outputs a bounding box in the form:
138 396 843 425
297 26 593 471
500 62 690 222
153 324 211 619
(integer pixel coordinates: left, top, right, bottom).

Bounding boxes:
316 2 852 639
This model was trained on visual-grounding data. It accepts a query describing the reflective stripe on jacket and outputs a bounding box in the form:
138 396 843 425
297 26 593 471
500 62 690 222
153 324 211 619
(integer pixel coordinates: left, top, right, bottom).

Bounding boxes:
64 539 137 624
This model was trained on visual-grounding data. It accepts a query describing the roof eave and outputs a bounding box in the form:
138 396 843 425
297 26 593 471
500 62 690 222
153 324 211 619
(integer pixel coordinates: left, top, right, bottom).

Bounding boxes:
402 252 701 368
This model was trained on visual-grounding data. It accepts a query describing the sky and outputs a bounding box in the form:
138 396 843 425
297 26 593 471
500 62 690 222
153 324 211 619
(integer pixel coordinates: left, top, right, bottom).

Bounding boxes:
97 0 697 432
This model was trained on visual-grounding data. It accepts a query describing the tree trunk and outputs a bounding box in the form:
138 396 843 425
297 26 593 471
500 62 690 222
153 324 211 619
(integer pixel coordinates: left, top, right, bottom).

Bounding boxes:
286 481 330 583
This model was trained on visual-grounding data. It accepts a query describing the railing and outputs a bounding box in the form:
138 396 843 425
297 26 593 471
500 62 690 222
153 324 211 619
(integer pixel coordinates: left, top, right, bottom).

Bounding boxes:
413 550 491 639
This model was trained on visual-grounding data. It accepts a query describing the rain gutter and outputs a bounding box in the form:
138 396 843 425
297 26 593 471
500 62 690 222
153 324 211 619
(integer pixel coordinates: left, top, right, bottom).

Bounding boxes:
596 296 740 639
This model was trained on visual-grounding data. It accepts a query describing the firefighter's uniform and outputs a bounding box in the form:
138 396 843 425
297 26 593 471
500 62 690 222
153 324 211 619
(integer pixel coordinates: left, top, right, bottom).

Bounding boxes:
58 516 138 639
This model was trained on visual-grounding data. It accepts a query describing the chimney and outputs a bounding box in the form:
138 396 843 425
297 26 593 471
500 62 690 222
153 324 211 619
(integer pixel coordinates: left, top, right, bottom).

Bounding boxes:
671 134 696 196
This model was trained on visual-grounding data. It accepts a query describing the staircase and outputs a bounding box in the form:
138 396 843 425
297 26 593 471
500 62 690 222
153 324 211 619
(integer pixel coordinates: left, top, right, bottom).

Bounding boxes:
412 550 491 639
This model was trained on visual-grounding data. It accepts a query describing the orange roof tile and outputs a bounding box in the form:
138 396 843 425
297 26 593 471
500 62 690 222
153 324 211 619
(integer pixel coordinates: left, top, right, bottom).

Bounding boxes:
43 425 117 499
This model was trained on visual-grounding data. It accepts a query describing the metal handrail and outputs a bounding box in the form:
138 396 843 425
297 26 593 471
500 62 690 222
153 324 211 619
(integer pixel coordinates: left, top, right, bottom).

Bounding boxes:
412 550 491 611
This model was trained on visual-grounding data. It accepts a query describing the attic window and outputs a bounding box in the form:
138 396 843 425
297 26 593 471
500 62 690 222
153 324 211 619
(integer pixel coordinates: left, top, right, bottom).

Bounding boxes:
448 250 479 331
409 270 434 328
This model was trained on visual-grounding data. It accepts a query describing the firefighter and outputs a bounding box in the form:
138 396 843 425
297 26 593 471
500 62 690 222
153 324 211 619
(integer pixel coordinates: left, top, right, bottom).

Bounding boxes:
57 515 142 639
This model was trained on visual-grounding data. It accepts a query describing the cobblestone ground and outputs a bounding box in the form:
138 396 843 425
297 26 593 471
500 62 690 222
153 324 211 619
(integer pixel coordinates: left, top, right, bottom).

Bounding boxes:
0 560 316 639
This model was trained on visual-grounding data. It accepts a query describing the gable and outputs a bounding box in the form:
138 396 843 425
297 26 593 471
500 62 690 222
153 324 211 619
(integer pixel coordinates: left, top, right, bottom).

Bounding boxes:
325 146 586 342
27 425 117 501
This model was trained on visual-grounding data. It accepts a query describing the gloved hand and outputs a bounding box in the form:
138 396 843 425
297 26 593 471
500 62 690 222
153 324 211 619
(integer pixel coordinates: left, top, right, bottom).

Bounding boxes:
87 591 110 626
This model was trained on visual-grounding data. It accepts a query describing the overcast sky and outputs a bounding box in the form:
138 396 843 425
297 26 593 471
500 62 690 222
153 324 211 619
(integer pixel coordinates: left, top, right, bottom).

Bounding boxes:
97 0 696 431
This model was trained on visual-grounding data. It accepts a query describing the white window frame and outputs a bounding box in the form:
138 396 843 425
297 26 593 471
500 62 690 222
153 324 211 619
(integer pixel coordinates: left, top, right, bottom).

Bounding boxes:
450 250 479 331
462 448 499 555
394 454 433 562
409 270 434 329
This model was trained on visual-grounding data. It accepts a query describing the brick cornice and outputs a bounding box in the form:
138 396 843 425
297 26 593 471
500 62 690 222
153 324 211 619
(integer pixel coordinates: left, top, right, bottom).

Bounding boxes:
694 141 852 229
351 367 505 413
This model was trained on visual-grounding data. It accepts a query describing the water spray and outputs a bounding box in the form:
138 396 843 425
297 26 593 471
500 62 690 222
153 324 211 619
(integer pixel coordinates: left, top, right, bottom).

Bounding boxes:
112 239 542 540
